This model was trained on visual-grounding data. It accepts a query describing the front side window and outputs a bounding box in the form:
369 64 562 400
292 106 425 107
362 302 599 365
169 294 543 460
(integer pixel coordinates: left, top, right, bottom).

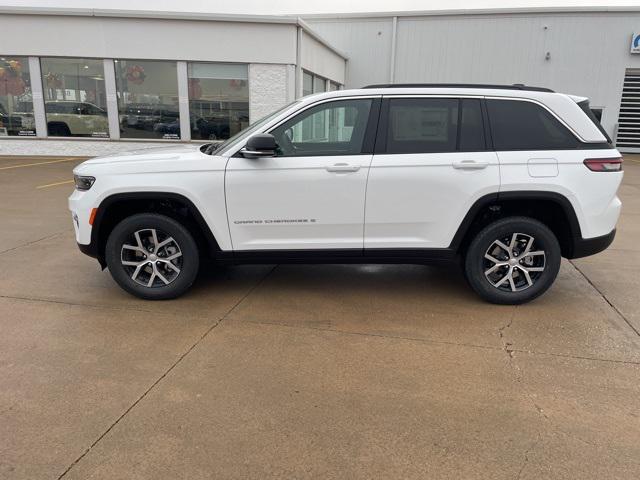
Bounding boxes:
114 59 180 140
386 98 459 154
188 62 249 141
0 56 35 137
487 99 580 150
270 99 372 157
40 57 108 138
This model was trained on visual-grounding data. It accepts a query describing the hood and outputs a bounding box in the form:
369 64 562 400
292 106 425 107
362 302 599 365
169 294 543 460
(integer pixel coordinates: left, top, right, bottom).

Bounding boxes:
82 144 204 166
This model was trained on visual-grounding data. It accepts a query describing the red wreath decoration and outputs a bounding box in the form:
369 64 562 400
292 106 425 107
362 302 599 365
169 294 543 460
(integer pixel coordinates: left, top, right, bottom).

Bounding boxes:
125 65 146 85
188 78 202 100
0 59 27 96
44 71 62 90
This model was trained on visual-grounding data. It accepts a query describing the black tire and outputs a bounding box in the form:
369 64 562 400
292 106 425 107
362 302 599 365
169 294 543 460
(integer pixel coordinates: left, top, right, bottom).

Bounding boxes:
464 216 561 305
105 213 200 300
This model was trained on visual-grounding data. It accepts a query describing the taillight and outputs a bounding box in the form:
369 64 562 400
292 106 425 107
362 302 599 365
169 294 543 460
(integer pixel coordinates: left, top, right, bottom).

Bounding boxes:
583 157 623 172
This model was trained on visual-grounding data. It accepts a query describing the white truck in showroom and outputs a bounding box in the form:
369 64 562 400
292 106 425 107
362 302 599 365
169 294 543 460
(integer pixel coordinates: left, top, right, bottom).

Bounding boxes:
69 84 623 304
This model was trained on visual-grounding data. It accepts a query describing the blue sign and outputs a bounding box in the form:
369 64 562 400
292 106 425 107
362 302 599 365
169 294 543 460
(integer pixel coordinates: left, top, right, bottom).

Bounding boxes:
632 33 640 54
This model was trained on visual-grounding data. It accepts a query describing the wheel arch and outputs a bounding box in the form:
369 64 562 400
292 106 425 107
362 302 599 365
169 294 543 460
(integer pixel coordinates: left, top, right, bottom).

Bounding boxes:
90 192 221 268
450 191 582 258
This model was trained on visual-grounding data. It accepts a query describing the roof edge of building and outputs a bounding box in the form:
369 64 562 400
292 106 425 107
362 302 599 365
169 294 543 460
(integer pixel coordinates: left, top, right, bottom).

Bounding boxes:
0 6 348 60
302 5 640 20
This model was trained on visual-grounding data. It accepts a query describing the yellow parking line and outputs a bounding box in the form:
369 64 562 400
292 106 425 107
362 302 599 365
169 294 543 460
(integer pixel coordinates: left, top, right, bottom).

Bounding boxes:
625 158 640 164
36 179 74 189
0 158 79 170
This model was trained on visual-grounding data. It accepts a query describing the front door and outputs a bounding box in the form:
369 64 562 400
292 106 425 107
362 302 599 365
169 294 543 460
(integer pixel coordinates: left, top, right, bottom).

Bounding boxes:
226 97 379 251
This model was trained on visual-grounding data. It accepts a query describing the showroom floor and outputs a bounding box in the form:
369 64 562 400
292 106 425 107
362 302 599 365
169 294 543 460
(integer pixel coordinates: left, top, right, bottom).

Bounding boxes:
1 154 639 479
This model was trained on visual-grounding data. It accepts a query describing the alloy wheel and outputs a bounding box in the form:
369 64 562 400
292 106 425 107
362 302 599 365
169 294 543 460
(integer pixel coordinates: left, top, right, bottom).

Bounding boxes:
120 228 183 288
483 232 546 292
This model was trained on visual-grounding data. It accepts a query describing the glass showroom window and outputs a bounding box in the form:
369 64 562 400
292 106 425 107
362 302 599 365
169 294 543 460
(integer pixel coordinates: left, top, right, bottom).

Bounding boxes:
114 59 180 140
329 81 340 92
188 63 249 140
302 71 313 96
313 76 326 93
40 57 108 138
0 56 35 137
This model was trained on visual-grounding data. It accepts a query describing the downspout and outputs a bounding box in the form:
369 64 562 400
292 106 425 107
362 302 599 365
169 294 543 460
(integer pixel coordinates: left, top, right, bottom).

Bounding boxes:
389 16 398 84
296 21 303 98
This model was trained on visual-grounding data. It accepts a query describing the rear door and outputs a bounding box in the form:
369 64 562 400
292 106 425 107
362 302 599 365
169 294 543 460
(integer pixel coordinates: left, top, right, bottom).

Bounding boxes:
364 96 500 249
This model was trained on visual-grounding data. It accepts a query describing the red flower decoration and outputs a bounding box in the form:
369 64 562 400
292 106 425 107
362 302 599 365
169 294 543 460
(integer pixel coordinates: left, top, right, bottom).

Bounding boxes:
125 65 146 85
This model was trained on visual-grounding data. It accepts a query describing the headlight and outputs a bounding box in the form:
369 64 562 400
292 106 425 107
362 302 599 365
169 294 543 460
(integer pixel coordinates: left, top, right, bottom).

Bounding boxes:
74 175 96 191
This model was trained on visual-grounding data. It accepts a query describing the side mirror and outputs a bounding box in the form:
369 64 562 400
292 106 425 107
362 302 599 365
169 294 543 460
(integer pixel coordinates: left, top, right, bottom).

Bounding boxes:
242 133 277 159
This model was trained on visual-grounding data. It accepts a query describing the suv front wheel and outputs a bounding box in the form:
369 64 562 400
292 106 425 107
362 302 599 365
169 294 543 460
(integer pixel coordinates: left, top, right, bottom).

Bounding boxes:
105 213 200 300
464 217 561 304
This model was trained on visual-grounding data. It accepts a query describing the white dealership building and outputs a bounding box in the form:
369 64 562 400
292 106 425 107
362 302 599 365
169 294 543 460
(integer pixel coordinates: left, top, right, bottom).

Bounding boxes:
1 5 640 154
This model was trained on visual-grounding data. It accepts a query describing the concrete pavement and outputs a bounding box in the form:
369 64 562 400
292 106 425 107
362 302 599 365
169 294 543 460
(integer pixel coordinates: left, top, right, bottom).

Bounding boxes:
1 154 639 479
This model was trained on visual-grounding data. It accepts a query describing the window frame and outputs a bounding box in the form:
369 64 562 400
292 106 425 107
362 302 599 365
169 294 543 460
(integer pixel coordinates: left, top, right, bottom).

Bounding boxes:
374 95 490 155
260 95 382 158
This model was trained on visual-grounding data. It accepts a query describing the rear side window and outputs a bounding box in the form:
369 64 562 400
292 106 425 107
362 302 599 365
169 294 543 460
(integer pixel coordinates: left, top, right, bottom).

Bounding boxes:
382 98 487 154
487 99 580 150
385 98 459 154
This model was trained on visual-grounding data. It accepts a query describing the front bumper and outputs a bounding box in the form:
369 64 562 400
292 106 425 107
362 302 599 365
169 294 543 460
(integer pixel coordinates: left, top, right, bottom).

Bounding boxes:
568 229 616 259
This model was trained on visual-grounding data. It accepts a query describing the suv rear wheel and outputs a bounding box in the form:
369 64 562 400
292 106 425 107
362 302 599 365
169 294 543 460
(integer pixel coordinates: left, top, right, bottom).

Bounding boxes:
105 213 199 300
464 217 561 304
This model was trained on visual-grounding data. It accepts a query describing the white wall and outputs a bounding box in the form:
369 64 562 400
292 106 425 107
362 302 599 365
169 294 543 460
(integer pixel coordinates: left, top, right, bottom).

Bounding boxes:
306 18 393 88
299 30 346 85
248 63 295 122
309 11 640 138
0 14 298 65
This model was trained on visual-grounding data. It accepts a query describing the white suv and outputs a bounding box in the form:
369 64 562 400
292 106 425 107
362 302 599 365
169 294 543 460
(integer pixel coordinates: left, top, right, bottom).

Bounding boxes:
69 84 623 304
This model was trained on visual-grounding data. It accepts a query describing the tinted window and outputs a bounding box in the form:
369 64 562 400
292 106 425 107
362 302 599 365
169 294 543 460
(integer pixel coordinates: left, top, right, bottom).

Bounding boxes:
459 99 485 151
270 99 372 157
188 62 249 141
41 57 108 138
302 72 313 96
0 56 35 137
386 98 458 154
115 59 180 140
487 99 580 150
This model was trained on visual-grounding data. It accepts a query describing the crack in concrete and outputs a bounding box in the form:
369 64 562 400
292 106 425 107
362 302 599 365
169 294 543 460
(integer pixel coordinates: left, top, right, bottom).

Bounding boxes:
0 294 159 315
55 264 278 479
497 304 617 465
242 318 640 365
498 308 517 361
516 434 540 480
0 230 67 256
569 260 640 337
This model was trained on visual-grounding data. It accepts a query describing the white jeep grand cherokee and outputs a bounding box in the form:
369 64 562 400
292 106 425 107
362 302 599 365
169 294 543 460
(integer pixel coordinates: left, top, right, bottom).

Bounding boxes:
69 84 623 304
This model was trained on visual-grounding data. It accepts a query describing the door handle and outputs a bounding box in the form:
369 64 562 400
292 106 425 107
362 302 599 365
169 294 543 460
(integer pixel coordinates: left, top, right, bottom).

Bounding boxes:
326 163 360 173
452 160 489 170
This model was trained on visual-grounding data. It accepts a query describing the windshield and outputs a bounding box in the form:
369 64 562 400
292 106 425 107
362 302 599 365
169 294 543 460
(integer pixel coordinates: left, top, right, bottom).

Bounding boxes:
206 100 300 155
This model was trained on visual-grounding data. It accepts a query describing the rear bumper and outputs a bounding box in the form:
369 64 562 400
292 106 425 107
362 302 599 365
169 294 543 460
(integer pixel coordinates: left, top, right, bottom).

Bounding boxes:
568 229 616 259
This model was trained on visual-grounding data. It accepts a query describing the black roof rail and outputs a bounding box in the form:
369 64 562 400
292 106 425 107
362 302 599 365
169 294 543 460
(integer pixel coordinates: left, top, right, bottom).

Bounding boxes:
362 83 555 93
